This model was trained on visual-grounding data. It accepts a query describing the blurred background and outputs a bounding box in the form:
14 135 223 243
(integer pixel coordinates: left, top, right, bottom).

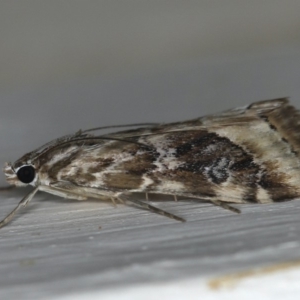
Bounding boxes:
1 0 300 172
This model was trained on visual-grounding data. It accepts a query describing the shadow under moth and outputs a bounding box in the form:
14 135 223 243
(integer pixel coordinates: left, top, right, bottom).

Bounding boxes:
1 98 299 228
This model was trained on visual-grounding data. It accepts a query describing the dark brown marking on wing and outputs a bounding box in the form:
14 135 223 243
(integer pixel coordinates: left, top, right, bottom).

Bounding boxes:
260 115 278 132
258 162 299 202
147 131 261 201
120 150 159 176
45 150 81 180
250 101 300 200
262 101 300 156
65 170 96 186
162 168 217 197
175 132 259 185
103 173 143 190
103 148 159 190
241 135 300 202
259 174 297 202
35 140 104 168
229 156 260 203
87 158 114 173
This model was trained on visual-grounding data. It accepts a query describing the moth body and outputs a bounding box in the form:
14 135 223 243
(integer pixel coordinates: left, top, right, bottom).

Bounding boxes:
2 98 300 228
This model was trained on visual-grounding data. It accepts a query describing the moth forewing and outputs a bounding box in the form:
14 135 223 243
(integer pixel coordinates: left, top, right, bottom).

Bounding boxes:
2 97 300 228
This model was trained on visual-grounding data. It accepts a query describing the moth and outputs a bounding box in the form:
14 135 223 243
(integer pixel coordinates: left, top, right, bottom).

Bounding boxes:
1 98 300 228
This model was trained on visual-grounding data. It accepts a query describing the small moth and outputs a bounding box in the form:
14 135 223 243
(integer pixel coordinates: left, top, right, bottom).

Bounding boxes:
1 98 300 228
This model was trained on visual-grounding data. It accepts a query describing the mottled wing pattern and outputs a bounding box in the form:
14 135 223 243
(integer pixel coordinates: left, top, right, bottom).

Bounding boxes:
3 98 300 228
27 98 300 205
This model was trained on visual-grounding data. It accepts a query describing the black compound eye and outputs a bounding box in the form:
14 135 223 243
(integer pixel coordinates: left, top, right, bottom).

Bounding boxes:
17 165 35 184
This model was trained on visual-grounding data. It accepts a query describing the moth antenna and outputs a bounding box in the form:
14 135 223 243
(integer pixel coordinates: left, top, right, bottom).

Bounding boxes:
28 124 160 160
81 123 160 134
75 136 155 150
119 196 186 222
211 200 241 214
32 136 156 162
119 128 247 139
116 130 199 139
0 187 39 229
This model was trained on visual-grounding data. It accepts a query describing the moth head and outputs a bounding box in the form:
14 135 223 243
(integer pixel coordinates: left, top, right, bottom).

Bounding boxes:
4 162 37 186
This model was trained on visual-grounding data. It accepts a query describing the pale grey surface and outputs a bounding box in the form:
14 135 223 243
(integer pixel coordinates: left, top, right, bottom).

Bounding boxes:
1 1 300 299
1 53 300 299
1 189 300 299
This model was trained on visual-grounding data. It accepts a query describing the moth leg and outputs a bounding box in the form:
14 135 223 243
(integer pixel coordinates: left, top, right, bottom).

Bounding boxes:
0 185 15 191
173 195 178 202
39 185 88 200
0 186 39 229
118 195 186 222
211 200 241 214
117 197 125 204
110 197 117 207
145 192 149 201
